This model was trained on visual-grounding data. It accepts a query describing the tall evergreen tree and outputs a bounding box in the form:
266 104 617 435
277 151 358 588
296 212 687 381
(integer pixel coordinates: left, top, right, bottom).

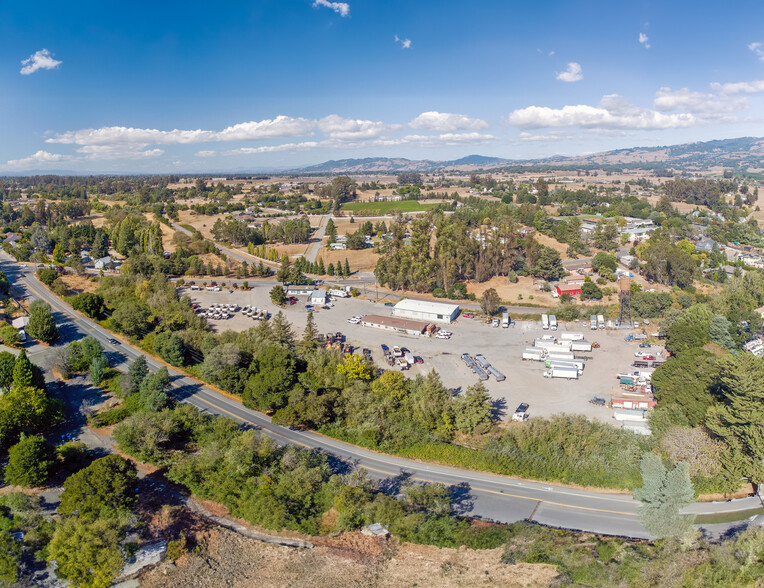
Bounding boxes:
301 312 318 352
271 311 295 347
344 258 351 276
633 453 695 539
276 254 291 283
11 350 33 389
127 356 149 395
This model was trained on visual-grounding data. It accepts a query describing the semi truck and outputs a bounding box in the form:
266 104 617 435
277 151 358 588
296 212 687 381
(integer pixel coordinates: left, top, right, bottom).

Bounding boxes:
570 340 593 352
486 365 506 381
549 315 558 331
560 332 584 341
589 315 598 329
502 312 509 328
543 366 579 380
472 364 489 381
522 347 545 361
597 315 605 329
545 359 584 373
541 314 549 330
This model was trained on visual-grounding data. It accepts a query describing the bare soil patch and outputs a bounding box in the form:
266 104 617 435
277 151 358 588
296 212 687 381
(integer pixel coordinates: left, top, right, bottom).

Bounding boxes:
322 248 380 272
60 273 99 295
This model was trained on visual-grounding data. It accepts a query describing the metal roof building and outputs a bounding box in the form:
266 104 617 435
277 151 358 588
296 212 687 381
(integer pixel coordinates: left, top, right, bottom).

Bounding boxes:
392 298 460 324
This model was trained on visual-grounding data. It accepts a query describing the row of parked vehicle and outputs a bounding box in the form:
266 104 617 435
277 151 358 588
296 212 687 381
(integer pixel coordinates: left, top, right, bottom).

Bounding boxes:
242 305 270 320
461 353 506 382
380 344 422 370
194 302 239 320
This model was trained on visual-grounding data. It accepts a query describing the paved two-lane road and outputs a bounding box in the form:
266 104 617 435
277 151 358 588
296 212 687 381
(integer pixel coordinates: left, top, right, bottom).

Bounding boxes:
7 257 761 539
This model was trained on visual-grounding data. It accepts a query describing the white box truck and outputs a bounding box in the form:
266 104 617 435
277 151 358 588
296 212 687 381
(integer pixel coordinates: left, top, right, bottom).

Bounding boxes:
502 312 509 328
541 314 549 330
589 315 597 330
543 366 579 380
549 315 558 331
523 347 545 361
560 332 584 341
545 359 584 373
597 315 605 329
546 352 576 363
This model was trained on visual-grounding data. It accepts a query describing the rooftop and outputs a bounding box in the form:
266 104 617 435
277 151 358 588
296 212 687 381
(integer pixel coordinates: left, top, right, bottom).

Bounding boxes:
393 298 460 314
361 314 430 332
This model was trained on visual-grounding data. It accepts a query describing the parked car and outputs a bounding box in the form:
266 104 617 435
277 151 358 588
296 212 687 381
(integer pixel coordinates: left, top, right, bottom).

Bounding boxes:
347 317 360 324
589 397 606 406
639 343 651 348
463 312 474 319
108 338 120 345
512 403 530 422
642 354 656 361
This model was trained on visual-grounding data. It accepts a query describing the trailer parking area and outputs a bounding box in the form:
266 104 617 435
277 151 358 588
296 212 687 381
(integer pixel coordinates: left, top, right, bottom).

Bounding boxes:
182 285 647 424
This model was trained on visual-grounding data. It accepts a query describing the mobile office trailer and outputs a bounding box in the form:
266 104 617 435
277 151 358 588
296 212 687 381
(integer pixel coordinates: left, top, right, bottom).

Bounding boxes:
541 314 549 330
560 332 584 341
570 340 593 352
486 365 506 381
589 315 598 329
549 315 558 331
543 366 579 380
502 312 509 328
597 315 605 329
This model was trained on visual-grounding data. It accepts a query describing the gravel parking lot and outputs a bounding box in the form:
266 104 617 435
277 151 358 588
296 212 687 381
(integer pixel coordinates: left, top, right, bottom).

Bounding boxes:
184 285 663 424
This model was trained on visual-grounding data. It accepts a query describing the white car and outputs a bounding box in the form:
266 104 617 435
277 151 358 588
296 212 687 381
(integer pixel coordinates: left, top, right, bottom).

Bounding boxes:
347 317 361 324
634 350 652 358
435 332 451 339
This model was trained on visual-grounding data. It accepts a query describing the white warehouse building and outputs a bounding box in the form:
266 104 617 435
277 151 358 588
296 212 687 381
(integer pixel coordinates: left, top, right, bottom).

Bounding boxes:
392 299 460 324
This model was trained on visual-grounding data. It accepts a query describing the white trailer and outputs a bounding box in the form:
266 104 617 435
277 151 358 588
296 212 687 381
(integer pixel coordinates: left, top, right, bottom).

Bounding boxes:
550 341 572 352
534 338 557 349
597 315 605 329
613 408 648 422
329 288 350 298
546 352 576 362
549 315 558 331
589 315 597 330
543 366 579 380
502 312 509 328
486 365 506 381
474 354 491 369
541 314 549 330
560 332 584 341
546 359 584 373
570 340 593 352
522 348 545 361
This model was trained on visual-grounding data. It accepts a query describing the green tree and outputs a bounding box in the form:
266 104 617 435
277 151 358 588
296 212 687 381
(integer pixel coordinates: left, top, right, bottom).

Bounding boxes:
301 311 318 352
706 354 764 482
4 435 55 487
0 353 15 392
47 518 125 588
0 326 20 347
270 285 287 306
92 232 109 259
153 331 185 366
580 280 603 300
531 246 565 280
344 258 351 276
89 355 108 386
110 301 151 338
11 350 33 389
633 453 695 539
71 292 107 319
271 311 295 347
59 455 138 519
127 355 149 395
325 218 336 244
26 299 59 343
480 288 501 315
276 254 291 283
651 349 719 426
243 346 297 412
52 242 65 264
337 354 373 381
592 251 617 273
0 531 20 585
454 382 494 435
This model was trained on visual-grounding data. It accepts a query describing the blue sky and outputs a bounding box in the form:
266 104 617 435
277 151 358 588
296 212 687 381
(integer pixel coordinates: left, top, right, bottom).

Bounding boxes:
4 0 764 172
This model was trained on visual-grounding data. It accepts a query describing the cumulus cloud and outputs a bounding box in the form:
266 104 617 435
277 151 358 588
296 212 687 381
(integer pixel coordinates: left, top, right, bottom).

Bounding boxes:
47 116 316 147
409 111 489 132
508 94 699 130
6 150 69 168
313 0 350 17
394 35 412 49
517 132 566 142
226 142 323 155
556 62 583 82
20 49 62 75
317 115 391 139
712 80 764 95
639 32 650 49
75 145 164 160
748 42 764 61
195 150 217 157
654 87 746 117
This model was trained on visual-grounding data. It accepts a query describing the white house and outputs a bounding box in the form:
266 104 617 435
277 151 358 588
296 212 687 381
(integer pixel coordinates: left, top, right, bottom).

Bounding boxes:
10 317 29 329
94 256 112 270
308 290 328 305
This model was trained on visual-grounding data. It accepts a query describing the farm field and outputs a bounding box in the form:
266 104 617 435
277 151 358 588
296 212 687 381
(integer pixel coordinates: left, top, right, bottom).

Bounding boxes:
340 200 445 214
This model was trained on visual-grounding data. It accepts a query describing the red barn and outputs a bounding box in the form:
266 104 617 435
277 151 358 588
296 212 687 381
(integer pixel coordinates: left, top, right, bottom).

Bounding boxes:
556 285 581 297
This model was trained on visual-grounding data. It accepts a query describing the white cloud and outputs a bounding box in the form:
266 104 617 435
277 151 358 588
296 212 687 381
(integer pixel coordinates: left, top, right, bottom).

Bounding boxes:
711 80 764 95
556 62 583 82
638 32 650 49
508 94 699 130
409 111 489 132
6 150 69 168
75 145 164 160
195 150 217 157
20 49 62 75
317 115 391 139
748 42 764 61
654 87 746 116
394 35 412 49
47 116 316 146
226 141 323 155
313 0 350 17
517 132 566 142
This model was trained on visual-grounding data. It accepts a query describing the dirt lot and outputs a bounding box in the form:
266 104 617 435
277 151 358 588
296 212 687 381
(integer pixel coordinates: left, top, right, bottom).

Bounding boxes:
184 285 662 424
140 527 557 588
60 273 99 295
322 248 380 272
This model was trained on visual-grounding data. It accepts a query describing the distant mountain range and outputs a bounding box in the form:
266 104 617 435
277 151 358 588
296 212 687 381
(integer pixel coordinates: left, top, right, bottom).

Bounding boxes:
290 137 764 174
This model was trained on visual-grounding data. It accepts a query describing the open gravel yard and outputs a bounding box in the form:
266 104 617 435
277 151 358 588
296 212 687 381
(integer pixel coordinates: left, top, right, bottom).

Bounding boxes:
184 284 662 424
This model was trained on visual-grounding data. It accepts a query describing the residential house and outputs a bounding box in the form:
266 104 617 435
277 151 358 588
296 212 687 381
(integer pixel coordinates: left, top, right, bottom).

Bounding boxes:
94 256 112 270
